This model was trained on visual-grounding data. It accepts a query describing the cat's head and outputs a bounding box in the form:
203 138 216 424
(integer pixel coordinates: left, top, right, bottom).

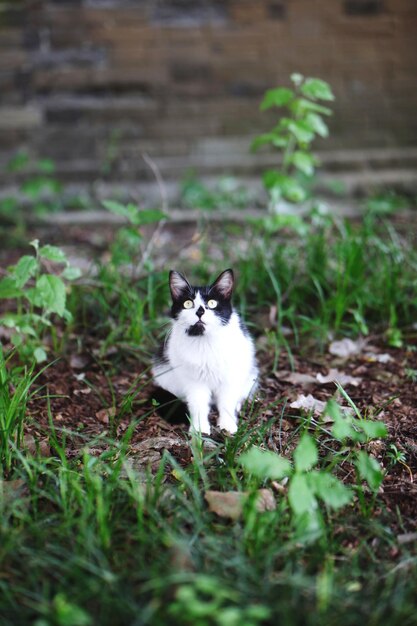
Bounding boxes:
169 269 234 336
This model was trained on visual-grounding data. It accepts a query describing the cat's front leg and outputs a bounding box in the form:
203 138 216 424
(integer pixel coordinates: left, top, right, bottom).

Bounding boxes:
186 386 211 435
215 388 242 434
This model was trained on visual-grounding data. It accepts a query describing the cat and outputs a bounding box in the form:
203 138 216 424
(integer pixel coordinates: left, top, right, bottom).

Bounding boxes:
152 269 258 435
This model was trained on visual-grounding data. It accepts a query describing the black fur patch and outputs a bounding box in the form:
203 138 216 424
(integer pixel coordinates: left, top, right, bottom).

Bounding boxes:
150 387 189 425
187 320 206 336
154 342 169 365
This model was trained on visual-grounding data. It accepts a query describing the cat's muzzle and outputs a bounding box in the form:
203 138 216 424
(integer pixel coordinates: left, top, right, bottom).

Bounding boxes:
187 320 206 336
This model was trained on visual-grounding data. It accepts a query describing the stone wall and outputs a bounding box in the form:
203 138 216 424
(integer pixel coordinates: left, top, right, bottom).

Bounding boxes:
1 0 416 183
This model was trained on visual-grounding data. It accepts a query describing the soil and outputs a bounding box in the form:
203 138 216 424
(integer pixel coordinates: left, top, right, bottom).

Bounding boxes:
21 334 417 526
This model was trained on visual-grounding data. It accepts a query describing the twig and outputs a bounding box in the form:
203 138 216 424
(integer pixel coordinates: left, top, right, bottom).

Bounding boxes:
136 153 169 274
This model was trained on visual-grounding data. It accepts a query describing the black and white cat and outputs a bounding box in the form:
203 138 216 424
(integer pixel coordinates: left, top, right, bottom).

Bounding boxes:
152 269 258 435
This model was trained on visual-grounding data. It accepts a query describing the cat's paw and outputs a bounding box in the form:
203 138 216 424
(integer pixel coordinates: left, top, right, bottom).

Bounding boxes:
218 417 238 435
189 423 211 436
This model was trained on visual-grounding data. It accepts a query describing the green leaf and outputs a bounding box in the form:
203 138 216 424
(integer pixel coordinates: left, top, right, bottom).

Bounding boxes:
288 473 317 515
250 132 281 151
133 209 167 226
260 87 294 110
254 214 308 236
53 592 92 626
0 314 18 329
0 277 20 299
308 472 353 509
34 347 48 363
37 158 55 174
327 401 358 441
294 433 318 473
239 447 292 480
34 275 66 316
0 314 38 337
291 151 316 176
263 171 307 203
12 255 38 288
305 113 329 138
262 170 285 190
39 245 68 264
301 78 334 101
281 177 307 203
102 200 133 219
22 177 60 198
356 451 384 492
357 420 388 440
7 151 29 173
61 266 82 281
293 98 332 116
288 120 315 144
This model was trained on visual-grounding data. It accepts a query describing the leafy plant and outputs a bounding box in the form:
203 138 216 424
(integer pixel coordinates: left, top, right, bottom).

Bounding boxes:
239 397 387 540
252 73 334 211
0 240 81 362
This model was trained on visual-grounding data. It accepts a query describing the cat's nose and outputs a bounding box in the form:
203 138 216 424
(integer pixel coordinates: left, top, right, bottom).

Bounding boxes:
196 306 205 319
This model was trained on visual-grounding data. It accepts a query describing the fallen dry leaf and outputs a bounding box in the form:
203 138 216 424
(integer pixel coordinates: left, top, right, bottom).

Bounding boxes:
316 368 361 387
328 337 366 359
278 371 317 385
289 394 327 415
278 369 361 387
205 489 276 520
364 352 393 364
23 435 51 457
95 407 116 424
69 354 89 370
73 387 91 396
289 393 353 421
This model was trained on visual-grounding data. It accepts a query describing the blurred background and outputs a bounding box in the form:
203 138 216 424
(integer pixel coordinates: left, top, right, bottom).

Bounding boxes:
1 0 416 209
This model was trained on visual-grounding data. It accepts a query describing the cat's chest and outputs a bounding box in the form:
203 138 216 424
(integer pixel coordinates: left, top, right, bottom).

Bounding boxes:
169 333 237 382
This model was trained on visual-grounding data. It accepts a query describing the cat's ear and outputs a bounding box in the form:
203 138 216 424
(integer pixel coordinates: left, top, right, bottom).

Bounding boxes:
211 269 234 299
169 270 191 300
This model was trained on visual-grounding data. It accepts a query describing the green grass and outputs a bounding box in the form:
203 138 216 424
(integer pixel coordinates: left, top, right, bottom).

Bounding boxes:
234 215 417 345
1 419 416 626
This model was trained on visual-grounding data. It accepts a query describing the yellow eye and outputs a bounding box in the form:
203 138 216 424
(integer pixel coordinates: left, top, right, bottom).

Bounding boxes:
183 300 194 309
207 299 217 309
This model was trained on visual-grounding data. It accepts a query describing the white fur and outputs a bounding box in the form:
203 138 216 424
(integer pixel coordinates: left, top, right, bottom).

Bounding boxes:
152 292 258 435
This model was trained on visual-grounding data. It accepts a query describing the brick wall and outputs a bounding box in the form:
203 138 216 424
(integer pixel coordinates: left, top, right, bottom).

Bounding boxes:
1 0 416 183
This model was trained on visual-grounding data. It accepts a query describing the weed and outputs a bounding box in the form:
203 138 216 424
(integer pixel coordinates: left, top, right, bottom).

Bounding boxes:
239 394 386 541
0 240 81 362
252 73 334 211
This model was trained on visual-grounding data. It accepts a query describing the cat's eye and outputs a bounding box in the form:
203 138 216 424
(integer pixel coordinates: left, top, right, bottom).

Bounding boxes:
207 299 218 309
183 300 194 309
